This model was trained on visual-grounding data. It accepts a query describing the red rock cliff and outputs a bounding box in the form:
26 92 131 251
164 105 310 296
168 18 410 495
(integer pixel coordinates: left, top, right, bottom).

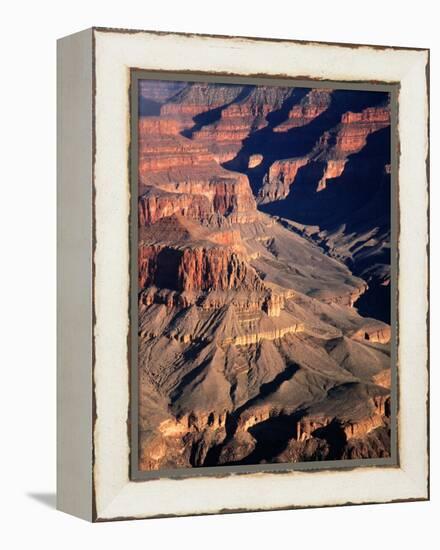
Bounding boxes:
274 89 332 132
138 113 258 225
316 105 390 190
139 243 263 292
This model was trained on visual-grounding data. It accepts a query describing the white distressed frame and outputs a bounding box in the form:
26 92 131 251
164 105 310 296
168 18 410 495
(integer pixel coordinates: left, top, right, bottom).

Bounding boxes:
92 29 429 520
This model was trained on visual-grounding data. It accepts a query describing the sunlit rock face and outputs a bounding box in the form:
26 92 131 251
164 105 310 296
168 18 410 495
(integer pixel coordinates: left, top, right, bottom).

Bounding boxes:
259 158 309 202
136 79 392 471
138 94 259 226
316 105 391 190
273 88 332 132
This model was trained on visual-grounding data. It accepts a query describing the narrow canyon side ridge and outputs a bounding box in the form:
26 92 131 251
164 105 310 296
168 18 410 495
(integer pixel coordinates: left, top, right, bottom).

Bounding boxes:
137 80 392 470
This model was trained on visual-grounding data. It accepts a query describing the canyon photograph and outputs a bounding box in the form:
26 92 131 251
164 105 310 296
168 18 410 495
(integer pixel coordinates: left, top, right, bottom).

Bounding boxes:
135 77 394 472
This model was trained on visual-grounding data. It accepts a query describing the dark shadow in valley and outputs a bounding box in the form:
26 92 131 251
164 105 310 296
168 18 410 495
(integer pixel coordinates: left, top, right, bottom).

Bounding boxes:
312 419 347 460
259 122 391 225
203 361 300 466
260 126 392 322
220 88 392 323
231 411 304 465
355 282 391 324
223 89 389 195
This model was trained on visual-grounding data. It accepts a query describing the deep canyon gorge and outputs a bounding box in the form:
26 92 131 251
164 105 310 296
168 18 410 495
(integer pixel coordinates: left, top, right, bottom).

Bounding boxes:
136 79 393 471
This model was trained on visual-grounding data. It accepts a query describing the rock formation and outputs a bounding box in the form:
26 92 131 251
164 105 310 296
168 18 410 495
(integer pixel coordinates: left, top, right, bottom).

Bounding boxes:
315 105 390 191
273 88 332 132
190 86 293 163
259 158 309 202
136 79 393 471
259 102 390 200
256 96 392 322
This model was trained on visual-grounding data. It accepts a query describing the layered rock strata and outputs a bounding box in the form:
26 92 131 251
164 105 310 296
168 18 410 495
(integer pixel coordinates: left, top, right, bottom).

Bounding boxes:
273 88 332 132
259 103 391 201
136 80 392 471
190 86 293 163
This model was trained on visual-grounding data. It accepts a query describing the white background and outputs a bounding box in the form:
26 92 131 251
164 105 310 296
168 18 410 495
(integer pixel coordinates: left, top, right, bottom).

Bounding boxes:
0 0 437 548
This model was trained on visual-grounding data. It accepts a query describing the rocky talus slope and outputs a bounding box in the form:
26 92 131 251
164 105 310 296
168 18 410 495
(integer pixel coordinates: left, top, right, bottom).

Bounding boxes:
137 80 393 470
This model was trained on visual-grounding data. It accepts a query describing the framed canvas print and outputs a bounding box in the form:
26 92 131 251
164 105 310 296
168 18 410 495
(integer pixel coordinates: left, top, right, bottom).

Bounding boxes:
57 27 429 521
